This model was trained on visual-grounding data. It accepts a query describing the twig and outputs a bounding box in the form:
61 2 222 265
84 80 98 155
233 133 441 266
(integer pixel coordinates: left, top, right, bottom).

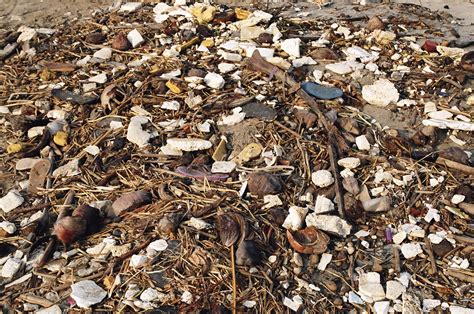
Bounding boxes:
328 134 345 219
436 157 474 175
230 244 237 314
424 237 437 275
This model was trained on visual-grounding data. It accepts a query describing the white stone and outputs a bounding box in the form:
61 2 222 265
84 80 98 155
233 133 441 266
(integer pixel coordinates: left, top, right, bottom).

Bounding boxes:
305 214 351 237
218 107 246 126
292 56 316 68
243 300 256 308
27 126 45 138
392 231 406 245
374 301 390 314
84 145 100 156
119 2 142 12
451 194 465 205
88 73 107 84
311 170 334 187
70 280 106 308
362 197 391 212
127 29 144 48
362 79 399 107
93 48 112 60
181 291 193 304
161 100 180 111
354 230 370 238
400 243 422 259
83 83 96 92
450 305 474 314
148 239 168 252
325 60 364 75
397 99 416 107
282 206 308 231
314 195 334 214
281 38 301 58
160 144 183 156
240 26 265 41
0 190 24 213
127 116 152 147
428 110 453 120
386 280 406 300
218 50 242 62
423 299 441 312
211 161 236 174
1 257 23 278
355 135 371 151
338 157 360 169
37 305 62 314
0 221 17 234
140 288 165 302
263 195 283 209
245 47 274 59
218 63 236 74
317 253 332 271
130 254 148 268
184 217 211 230
424 207 440 223
345 46 379 63
204 72 225 89
167 138 212 152
358 272 385 303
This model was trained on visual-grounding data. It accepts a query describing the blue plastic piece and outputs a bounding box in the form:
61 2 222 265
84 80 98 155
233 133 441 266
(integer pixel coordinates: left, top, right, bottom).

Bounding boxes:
301 82 343 100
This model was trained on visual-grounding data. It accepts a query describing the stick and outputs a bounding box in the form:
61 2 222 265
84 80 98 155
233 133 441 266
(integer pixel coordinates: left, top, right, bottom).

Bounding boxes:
245 50 348 151
436 157 474 175
392 245 401 274
328 134 345 219
424 237 437 275
231 244 237 314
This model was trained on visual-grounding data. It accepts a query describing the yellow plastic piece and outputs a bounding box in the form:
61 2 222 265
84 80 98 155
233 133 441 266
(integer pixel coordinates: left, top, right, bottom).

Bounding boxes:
53 131 68 146
7 143 22 154
235 8 251 20
166 80 182 94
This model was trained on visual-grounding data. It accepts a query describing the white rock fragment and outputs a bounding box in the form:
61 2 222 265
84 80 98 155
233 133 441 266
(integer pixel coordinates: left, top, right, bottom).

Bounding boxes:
392 231 406 245
0 190 24 213
386 280 406 300
451 194 465 205
204 72 225 89
181 291 193 304
218 63 236 74
374 301 390 314
88 73 107 84
0 221 17 235
424 206 440 223
281 38 301 58
362 197 391 212
130 254 148 268
263 195 283 209
211 161 236 173
93 48 112 60
358 272 385 303
317 253 332 271
160 144 183 156
127 116 152 147
161 100 180 111
450 305 474 314
354 230 370 238
283 295 303 312
218 107 246 126
355 135 371 151
84 145 100 156
311 170 334 187
314 195 335 214
428 110 453 120
282 206 308 231
345 46 379 63
348 291 364 305
305 214 351 237
292 56 316 68
184 217 211 230
325 60 364 75
148 239 168 253
119 2 142 12
1 257 23 278
243 300 256 308
400 243 423 259
70 280 106 308
423 299 441 312
127 29 144 48
140 288 165 302
167 138 212 152
362 79 399 107
53 159 80 177
338 157 360 169
36 305 62 314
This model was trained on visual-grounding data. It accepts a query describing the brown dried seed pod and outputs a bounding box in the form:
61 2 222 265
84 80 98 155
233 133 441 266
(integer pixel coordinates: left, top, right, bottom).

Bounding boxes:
236 240 261 266
216 212 247 247
287 226 329 255
112 190 152 216
112 33 131 51
247 172 283 198
85 32 106 44
54 216 87 244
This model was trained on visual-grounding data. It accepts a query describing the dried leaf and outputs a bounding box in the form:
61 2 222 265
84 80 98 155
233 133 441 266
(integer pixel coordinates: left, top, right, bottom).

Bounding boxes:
100 84 116 107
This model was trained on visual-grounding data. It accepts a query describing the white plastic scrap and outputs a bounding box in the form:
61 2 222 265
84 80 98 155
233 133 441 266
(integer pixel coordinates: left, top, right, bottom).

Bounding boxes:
161 100 180 111
283 295 303 312
374 301 390 314
0 221 17 234
1 257 23 278
400 243 423 259
218 107 246 126
70 280 107 308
